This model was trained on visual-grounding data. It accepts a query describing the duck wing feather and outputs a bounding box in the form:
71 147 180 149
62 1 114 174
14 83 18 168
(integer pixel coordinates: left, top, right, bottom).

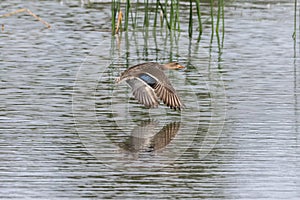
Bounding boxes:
118 62 185 110
126 78 159 108
152 81 185 110
137 71 185 110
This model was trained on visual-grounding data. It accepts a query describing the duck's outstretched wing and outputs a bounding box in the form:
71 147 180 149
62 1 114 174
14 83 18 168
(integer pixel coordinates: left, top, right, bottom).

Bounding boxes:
153 82 185 110
136 68 185 110
126 78 159 108
119 63 185 110
136 72 185 110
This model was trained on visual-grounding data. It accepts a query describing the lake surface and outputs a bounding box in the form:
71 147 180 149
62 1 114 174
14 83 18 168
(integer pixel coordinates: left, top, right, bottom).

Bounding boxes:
1 0 299 199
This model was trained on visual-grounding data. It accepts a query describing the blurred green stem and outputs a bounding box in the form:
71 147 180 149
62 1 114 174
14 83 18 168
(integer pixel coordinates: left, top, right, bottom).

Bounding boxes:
195 0 202 35
188 0 193 37
210 0 214 43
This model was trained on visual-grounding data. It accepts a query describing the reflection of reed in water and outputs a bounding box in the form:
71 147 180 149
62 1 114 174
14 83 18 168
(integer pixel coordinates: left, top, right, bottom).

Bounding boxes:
120 120 181 153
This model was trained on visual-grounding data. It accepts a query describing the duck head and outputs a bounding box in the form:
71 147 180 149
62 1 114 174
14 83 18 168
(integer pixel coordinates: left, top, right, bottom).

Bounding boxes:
163 62 185 70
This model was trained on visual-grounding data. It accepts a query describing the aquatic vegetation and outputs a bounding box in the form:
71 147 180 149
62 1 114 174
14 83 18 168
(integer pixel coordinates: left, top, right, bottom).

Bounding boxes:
0 8 51 30
111 0 225 39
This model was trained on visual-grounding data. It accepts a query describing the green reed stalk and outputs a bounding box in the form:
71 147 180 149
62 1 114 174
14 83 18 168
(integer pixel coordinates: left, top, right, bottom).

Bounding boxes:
175 0 180 30
221 0 225 46
111 0 116 34
154 0 159 28
133 0 139 29
195 0 202 35
170 0 173 29
164 0 167 28
293 0 297 41
216 0 220 34
188 0 193 37
293 0 298 56
210 0 214 43
216 0 221 47
164 0 168 16
125 0 130 31
158 0 170 30
159 0 164 27
130 2 135 29
144 0 149 27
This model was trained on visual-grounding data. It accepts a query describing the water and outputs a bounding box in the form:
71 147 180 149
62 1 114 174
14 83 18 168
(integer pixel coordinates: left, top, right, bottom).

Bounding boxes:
1 0 299 199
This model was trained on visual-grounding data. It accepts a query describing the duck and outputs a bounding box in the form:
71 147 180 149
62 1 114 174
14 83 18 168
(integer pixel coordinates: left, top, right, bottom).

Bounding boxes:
115 62 185 110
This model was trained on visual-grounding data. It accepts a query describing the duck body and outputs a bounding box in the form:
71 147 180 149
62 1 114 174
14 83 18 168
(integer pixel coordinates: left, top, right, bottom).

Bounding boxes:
115 62 185 110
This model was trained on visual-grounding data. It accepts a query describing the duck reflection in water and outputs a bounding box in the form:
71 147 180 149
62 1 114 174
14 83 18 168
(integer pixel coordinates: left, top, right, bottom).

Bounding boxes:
119 120 181 155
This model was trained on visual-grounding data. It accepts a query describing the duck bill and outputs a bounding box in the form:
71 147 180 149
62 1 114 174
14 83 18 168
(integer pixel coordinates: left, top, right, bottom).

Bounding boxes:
177 64 185 69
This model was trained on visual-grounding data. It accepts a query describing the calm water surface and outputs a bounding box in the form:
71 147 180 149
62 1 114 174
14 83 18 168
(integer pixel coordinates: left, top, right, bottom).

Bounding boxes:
1 0 299 199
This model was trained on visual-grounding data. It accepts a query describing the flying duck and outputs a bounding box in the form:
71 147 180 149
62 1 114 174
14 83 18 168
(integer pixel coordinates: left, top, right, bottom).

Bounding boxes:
115 62 185 110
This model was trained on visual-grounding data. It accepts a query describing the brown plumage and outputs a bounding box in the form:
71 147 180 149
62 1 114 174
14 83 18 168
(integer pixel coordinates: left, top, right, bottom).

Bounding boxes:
115 62 185 110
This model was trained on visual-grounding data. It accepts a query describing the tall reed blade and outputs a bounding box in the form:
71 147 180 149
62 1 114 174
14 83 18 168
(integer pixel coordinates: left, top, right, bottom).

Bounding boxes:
170 0 174 29
188 0 193 37
221 0 225 47
175 0 180 30
154 0 159 28
110 0 223 43
112 0 116 34
195 0 202 35
210 0 214 43
144 0 149 27
216 0 221 48
293 0 297 56
125 0 130 31
158 0 170 30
